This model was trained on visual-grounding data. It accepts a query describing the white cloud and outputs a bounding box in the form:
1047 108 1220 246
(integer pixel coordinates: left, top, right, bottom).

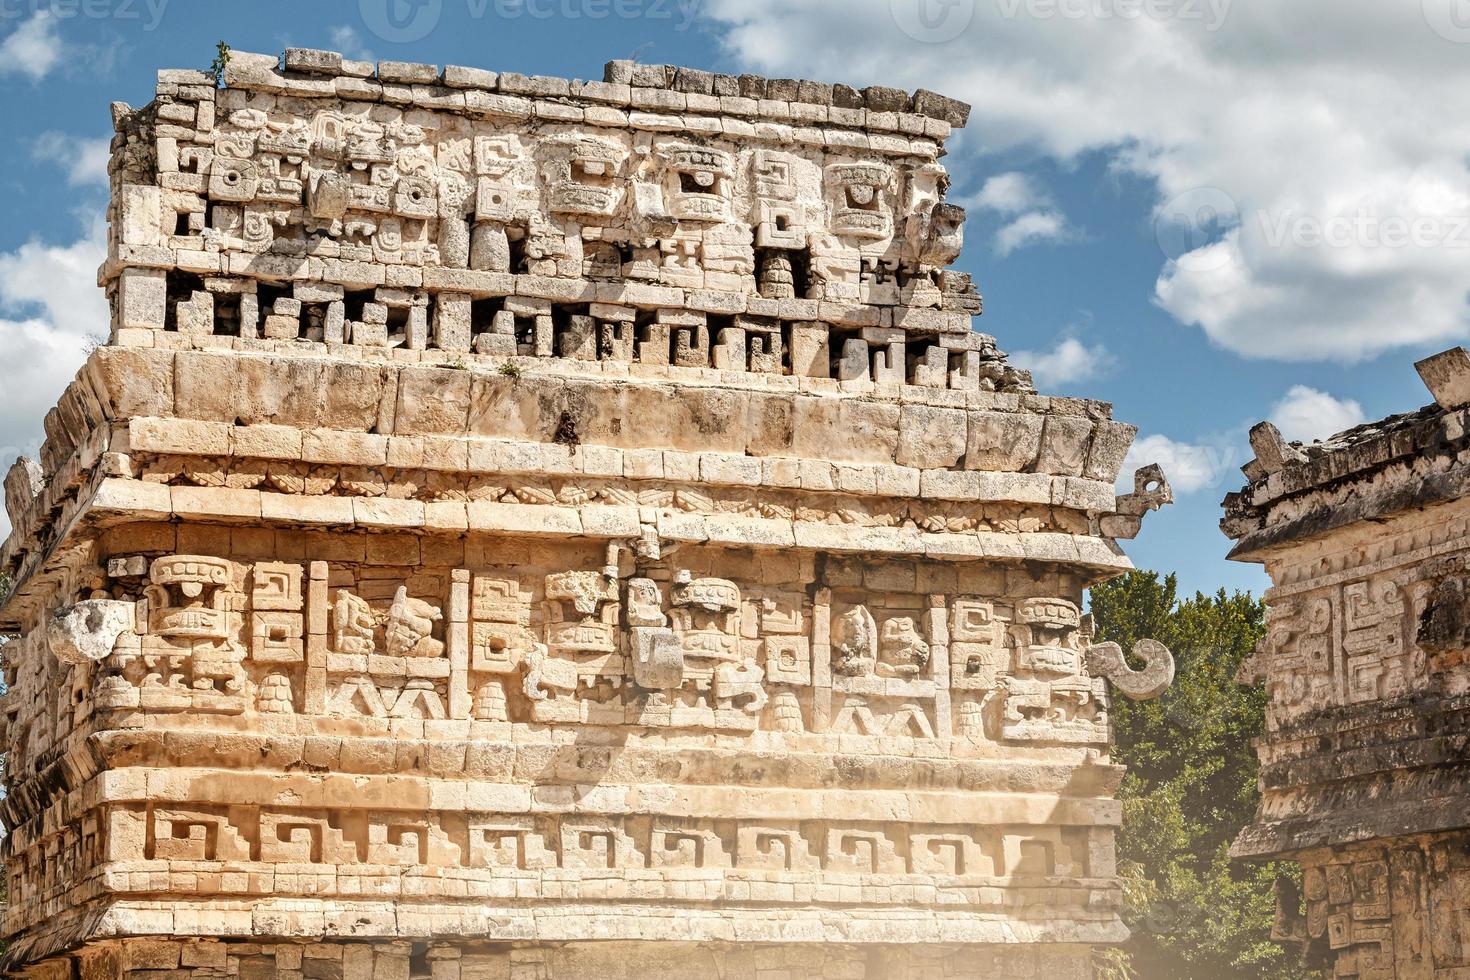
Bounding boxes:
1120 434 1237 495
0 218 108 341
994 209 1074 255
0 317 85 544
967 172 1050 215
32 132 111 187
702 0 1470 362
0 218 107 541
1011 335 1115 388
329 25 374 62
1269 384 1366 443
0 11 64 81
960 172 1075 254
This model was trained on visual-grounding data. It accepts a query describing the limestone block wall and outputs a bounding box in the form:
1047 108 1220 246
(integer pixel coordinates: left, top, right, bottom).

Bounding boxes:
0 50 1175 978
1224 348 1470 977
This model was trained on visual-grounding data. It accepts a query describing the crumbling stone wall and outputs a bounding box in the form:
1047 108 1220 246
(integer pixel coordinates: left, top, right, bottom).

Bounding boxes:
0 49 1174 978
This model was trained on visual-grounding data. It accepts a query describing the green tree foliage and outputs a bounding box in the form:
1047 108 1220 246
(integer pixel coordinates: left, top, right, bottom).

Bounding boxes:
1089 571 1312 980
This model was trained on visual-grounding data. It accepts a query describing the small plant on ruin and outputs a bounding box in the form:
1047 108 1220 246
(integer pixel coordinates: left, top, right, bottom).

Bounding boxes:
499 360 523 380
208 41 232 86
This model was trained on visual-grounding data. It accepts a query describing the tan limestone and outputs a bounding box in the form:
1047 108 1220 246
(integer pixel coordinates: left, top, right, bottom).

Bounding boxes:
0 50 1176 979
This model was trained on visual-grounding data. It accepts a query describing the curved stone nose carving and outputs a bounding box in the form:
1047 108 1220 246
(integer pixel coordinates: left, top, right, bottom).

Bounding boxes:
1086 638 1176 700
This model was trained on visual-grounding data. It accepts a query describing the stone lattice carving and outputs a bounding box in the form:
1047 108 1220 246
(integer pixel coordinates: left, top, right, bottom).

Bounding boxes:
0 49 1176 978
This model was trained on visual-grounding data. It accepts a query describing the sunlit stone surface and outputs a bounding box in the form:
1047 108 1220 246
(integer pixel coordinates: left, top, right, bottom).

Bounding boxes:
0 49 1173 979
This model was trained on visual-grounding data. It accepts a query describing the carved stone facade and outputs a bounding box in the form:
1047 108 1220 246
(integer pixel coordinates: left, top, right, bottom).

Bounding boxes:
0 50 1173 978
1224 347 1470 978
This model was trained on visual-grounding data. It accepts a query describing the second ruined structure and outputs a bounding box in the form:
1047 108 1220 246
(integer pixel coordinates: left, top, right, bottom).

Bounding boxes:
1226 347 1470 978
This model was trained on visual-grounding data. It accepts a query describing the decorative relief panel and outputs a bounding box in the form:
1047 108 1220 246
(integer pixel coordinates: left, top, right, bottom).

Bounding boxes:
1001 598 1105 744
91 64 1020 397
1266 839 1470 979
2 795 1114 939
22 551 1170 746
1241 571 1428 731
111 804 1096 883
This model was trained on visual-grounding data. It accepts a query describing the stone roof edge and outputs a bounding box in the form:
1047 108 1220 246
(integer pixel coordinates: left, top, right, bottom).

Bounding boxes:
1222 346 1470 558
164 49 969 133
281 49 971 126
1231 790 1470 861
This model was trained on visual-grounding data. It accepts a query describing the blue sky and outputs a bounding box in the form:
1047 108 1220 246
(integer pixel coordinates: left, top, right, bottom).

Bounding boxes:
3 0 1469 600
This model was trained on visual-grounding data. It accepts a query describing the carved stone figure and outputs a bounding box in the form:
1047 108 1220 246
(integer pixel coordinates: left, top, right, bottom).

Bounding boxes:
384 586 444 658
332 590 377 656
834 606 879 677
1086 639 1175 700
877 616 930 677
1001 599 1108 743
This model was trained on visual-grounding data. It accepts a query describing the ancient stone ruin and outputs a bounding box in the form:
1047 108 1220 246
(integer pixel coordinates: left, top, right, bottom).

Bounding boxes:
1225 347 1470 977
0 49 1175 978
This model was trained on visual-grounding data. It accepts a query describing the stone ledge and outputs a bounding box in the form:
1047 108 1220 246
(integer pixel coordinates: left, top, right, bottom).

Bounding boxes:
88 729 1124 790
99 345 1113 468
1231 795 1470 860
95 267 978 332
91 768 1120 825
232 50 970 136
0 339 1134 579
74 479 1132 576
0 337 1128 587
91 333 1053 406
120 417 1118 509
84 899 1126 946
